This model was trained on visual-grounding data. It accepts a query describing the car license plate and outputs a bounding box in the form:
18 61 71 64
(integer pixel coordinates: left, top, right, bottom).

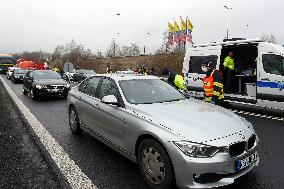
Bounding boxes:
236 151 258 172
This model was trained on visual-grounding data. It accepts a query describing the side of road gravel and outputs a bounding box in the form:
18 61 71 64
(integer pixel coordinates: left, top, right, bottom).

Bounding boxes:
0 80 63 189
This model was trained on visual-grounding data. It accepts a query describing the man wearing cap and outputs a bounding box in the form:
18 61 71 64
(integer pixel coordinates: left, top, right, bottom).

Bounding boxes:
201 60 224 105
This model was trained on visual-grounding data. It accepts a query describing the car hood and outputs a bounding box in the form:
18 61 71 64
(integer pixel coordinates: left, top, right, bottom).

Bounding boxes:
35 79 67 86
130 99 250 143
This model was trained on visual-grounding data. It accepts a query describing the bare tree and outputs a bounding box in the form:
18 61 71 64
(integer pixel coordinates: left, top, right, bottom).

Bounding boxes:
155 31 174 54
105 39 121 57
52 39 92 67
120 43 141 56
261 34 277 43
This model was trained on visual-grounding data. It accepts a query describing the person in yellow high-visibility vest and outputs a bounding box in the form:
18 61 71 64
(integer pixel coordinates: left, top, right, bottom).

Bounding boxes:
223 52 235 93
162 68 186 90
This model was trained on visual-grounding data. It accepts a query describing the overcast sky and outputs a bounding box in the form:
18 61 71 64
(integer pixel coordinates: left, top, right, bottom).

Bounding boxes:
0 0 283 54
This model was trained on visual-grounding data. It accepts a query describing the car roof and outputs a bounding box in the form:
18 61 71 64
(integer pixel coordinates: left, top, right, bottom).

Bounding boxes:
93 73 159 81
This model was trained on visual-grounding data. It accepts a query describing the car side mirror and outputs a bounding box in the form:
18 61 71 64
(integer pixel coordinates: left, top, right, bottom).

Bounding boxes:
101 95 119 105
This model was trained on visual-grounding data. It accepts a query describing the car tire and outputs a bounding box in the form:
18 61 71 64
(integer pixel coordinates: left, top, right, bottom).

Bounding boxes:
69 106 82 134
23 88 27 95
137 139 175 189
30 88 38 101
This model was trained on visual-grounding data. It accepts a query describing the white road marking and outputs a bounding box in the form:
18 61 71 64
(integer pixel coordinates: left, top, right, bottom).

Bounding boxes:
0 76 98 189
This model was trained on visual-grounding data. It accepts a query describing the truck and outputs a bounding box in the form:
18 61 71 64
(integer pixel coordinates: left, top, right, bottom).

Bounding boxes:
0 54 16 74
182 38 284 110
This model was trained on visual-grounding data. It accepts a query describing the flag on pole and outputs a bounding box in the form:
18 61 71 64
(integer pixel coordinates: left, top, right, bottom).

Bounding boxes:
168 22 175 33
187 33 192 43
173 19 181 43
187 18 193 33
180 17 187 31
180 17 187 43
167 22 174 45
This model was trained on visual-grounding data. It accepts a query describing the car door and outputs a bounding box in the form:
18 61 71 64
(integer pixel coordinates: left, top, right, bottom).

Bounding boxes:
76 77 102 130
94 77 126 148
257 53 284 102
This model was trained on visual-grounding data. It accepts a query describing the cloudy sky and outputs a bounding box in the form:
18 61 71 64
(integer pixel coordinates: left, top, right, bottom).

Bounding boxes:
0 0 283 54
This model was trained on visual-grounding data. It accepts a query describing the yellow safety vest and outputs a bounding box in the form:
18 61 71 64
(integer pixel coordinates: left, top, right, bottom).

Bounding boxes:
223 56 234 70
174 74 186 90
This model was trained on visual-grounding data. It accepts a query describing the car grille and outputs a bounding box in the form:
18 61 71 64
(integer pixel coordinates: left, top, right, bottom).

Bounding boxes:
46 85 65 89
229 134 256 157
229 142 246 157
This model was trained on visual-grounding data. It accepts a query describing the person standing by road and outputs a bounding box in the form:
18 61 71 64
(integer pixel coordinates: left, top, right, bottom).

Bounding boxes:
162 68 186 90
223 51 235 93
201 60 224 105
141 65 150 75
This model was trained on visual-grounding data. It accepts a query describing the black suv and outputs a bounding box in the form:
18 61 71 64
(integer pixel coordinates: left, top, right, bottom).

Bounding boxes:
23 70 70 100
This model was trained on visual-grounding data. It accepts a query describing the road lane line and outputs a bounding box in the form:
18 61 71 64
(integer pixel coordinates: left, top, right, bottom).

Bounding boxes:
0 76 98 189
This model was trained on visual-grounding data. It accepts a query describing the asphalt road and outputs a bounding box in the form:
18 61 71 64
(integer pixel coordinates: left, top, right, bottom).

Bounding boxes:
0 79 63 189
1 75 284 189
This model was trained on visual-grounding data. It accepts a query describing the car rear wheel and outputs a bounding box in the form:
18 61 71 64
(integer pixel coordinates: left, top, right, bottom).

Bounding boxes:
69 106 82 134
137 139 174 189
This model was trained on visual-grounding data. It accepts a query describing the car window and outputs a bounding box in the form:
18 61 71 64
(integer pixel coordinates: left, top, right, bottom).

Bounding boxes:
263 54 284 76
119 79 186 104
98 78 119 100
79 77 101 97
189 55 218 74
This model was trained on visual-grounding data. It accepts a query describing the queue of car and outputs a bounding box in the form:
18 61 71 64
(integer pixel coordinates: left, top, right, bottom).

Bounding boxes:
1 66 259 189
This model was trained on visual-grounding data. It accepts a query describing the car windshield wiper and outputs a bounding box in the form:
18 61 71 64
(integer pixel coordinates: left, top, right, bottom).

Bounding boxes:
163 99 182 102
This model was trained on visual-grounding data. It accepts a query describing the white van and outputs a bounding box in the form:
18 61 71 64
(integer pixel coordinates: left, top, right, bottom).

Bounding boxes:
183 38 284 110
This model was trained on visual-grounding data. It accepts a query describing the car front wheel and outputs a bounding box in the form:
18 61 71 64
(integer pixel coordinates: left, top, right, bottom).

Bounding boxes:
23 88 27 95
69 106 82 134
137 139 174 189
30 88 38 101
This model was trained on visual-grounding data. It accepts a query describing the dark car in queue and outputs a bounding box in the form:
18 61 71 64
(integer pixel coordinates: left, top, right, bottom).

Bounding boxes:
11 69 29 83
23 70 70 100
72 69 96 83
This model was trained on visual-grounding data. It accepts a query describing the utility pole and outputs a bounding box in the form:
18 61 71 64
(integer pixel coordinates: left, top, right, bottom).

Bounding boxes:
224 5 232 39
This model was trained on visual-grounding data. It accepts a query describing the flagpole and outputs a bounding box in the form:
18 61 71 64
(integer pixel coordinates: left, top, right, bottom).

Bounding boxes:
185 17 188 52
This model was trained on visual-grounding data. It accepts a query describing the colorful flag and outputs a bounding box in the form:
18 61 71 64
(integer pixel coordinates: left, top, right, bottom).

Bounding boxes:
187 33 193 43
187 18 193 33
180 17 187 31
179 17 187 43
168 22 175 33
167 22 174 45
173 19 181 43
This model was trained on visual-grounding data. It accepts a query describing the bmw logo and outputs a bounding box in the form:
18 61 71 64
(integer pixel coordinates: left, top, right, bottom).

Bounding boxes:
239 133 246 139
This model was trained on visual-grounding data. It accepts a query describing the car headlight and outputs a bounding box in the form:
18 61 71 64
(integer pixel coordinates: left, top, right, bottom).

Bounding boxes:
174 141 228 158
35 85 46 89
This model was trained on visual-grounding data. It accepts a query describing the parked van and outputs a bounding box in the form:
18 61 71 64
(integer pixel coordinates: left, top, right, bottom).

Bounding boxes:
183 38 284 110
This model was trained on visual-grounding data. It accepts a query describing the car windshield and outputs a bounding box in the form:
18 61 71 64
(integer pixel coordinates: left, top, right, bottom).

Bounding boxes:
119 79 186 104
33 71 61 79
78 69 96 74
14 69 28 74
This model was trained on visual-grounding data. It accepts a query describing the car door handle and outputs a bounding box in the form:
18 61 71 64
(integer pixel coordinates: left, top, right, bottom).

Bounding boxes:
261 78 270 81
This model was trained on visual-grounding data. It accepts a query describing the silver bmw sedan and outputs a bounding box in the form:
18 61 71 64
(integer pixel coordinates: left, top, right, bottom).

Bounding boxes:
67 74 259 189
